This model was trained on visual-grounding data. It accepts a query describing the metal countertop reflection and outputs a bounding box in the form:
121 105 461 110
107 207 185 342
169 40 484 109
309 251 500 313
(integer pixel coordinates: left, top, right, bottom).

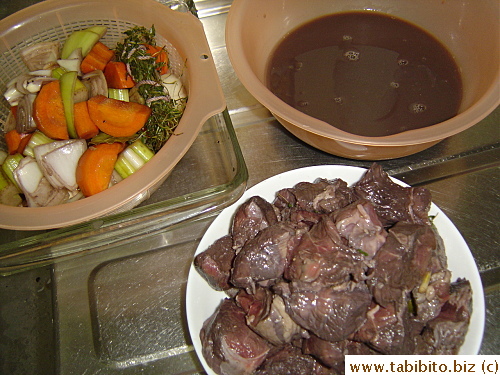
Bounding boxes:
0 0 498 374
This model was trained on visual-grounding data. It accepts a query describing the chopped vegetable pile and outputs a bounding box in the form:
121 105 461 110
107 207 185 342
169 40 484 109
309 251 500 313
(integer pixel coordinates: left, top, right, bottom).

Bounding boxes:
0 25 187 208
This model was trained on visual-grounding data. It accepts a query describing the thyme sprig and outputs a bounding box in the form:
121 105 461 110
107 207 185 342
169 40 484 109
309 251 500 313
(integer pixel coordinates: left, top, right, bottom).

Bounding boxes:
114 25 186 153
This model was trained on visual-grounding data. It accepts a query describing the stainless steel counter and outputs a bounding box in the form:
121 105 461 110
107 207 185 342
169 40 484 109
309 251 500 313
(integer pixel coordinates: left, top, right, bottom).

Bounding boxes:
0 0 499 374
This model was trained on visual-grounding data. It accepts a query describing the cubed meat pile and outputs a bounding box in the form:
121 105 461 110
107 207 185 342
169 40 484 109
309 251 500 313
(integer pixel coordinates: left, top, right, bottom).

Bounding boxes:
194 164 472 375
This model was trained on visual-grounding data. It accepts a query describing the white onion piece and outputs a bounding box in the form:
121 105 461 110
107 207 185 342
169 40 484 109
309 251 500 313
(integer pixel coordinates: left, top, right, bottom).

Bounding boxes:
15 73 31 95
34 140 75 158
23 76 56 93
25 178 69 207
161 72 186 102
73 84 89 104
20 41 60 71
57 58 82 75
13 156 43 194
15 93 37 133
13 155 70 207
66 190 84 203
3 86 23 106
4 71 55 105
29 69 53 77
35 140 87 191
109 169 124 188
34 140 76 188
67 48 83 61
82 70 108 97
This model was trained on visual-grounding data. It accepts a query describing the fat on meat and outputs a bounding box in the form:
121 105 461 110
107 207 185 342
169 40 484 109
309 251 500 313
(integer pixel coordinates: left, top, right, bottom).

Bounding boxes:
333 199 388 258
277 281 372 342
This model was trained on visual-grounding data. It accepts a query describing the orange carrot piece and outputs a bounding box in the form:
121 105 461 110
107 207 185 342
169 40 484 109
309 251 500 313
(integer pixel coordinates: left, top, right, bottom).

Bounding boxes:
87 95 151 137
74 101 99 139
10 105 17 118
17 133 33 154
81 42 115 74
76 142 124 197
104 61 135 89
144 44 169 75
33 80 69 140
5 130 33 155
5 129 21 155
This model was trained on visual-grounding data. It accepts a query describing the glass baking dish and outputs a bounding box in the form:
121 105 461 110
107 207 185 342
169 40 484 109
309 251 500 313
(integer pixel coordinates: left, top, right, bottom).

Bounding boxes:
0 109 248 274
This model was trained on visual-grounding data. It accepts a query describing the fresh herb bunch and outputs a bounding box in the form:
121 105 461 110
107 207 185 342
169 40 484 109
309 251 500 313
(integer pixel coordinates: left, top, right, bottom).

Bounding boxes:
115 26 186 153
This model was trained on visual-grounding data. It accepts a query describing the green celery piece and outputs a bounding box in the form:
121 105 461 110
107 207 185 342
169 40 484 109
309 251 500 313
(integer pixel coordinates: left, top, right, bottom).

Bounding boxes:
23 131 54 158
51 66 67 79
61 30 100 59
85 26 107 38
108 88 129 102
0 168 9 190
0 169 22 206
130 139 154 162
60 71 78 138
1 153 23 189
114 155 135 179
74 77 86 91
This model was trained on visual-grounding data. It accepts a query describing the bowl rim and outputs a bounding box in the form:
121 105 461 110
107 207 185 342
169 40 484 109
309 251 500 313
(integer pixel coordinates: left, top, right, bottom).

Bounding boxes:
225 0 500 147
0 0 226 230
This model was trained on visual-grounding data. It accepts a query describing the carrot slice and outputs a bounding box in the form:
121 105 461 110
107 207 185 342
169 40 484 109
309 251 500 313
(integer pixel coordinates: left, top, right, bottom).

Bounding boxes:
74 101 99 139
87 95 151 137
104 61 135 89
5 130 34 155
10 106 17 118
76 142 124 197
144 44 169 75
33 80 69 140
81 42 115 74
5 129 21 155
17 133 33 154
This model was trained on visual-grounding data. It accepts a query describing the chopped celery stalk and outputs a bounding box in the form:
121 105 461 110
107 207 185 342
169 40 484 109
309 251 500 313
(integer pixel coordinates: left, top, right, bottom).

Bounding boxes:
114 139 154 179
0 150 7 165
0 169 22 206
114 155 136 179
130 139 155 162
108 88 130 102
51 66 67 79
60 71 78 138
418 271 432 293
122 147 145 170
85 26 107 38
0 169 9 190
60 30 100 59
23 131 54 158
2 153 23 189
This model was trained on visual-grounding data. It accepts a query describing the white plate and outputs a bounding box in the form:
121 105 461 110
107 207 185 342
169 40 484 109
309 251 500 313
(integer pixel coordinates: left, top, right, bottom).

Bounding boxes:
186 165 485 374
